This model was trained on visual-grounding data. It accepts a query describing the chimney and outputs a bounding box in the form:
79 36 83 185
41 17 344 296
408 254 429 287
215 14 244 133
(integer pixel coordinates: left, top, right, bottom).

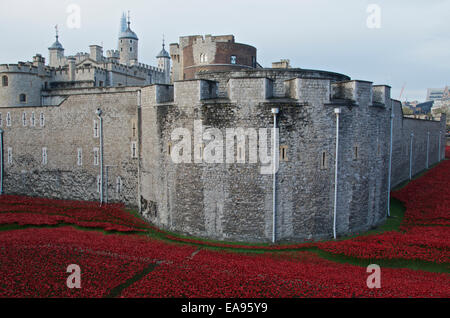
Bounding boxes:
68 57 76 81
89 45 104 62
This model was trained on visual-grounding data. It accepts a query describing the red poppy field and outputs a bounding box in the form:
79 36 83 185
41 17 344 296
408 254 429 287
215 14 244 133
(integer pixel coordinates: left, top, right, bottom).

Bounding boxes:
0 147 449 298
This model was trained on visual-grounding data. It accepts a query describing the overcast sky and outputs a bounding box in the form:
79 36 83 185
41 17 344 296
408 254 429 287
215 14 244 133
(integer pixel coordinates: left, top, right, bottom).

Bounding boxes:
0 0 448 101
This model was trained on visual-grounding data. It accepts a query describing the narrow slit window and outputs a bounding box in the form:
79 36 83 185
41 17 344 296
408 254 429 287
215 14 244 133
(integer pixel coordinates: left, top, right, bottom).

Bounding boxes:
7 148 12 165
320 151 327 169
93 120 99 138
116 176 123 194
30 112 35 127
42 148 47 165
131 142 137 158
6 112 11 127
354 146 359 161
0 113 2 127
93 148 99 166
40 112 45 127
168 142 172 156
22 112 27 126
132 121 137 138
77 148 83 166
97 176 101 193
280 146 288 162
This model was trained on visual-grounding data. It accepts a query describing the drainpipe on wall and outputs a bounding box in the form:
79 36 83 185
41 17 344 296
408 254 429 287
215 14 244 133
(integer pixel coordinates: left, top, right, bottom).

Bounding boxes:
0 129 3 194
387 106 395 217
333 108 341 240
96 109 104 206
409 132 414 180
426 131 430 169
271 108 279 244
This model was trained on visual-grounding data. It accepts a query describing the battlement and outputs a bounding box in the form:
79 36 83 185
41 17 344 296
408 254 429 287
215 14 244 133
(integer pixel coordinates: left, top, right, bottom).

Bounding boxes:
372 85 391 106
0 63 38 74
331 80 374 105
227 77 273 102
174 79 219 103
285 77 331 103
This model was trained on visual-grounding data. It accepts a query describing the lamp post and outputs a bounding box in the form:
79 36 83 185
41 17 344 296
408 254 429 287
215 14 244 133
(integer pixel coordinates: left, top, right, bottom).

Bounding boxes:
96 109 104 206
271 107 279 244
333 108 341 240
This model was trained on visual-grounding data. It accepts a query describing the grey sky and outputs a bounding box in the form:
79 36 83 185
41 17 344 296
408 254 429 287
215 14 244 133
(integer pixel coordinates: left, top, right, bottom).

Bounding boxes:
1 0 448 101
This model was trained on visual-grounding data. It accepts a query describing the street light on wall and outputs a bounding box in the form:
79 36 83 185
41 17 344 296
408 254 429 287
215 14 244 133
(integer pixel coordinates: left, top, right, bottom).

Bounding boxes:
96 108 104 206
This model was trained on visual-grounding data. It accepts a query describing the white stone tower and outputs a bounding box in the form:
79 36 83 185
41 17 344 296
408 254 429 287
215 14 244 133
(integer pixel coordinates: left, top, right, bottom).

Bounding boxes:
118 13 138 66
156 37 171 84
48 25 65 67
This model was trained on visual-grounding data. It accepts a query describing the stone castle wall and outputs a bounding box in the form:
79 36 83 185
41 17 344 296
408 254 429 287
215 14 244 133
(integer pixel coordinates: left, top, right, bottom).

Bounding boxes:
1 88 140 207
0 69 446 242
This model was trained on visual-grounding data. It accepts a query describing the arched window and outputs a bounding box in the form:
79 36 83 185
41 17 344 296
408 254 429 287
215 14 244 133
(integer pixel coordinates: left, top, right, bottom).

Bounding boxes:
1 76 8 87
230 55 237 64
19 94 27 103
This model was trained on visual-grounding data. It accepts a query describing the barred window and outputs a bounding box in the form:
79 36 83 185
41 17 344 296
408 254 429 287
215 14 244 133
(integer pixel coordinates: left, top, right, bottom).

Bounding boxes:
30 112 35 127
22 112 27 126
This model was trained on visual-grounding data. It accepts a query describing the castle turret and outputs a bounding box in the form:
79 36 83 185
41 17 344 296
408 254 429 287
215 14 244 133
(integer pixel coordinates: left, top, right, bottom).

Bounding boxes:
48 26 65 68
156 38 171 84
118 13 138 66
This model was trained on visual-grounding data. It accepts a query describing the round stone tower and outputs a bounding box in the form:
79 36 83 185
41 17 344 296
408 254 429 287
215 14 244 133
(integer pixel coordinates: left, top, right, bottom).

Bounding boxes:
118 14 139 66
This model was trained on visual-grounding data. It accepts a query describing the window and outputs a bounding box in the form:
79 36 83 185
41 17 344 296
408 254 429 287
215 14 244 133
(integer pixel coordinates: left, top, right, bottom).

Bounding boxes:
131 142 137 158
6 112 11 127
0 113 2 127
22 112 27 126
30 112 35 127
116 176 123 194
200 53 208 63
93 148 99 166
19 94 27 103
77 148 83 166
132 121 137 138
230 55 237 64
1 75 8 87
93 120 99 138
280 146 288 162
130 40 133 44
353 146 359 161
40 112 45 127
7 148 12 165
320 151 328 170
168 142 172 156
42 148 47 165
130 47 133 52
97 176 101 193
